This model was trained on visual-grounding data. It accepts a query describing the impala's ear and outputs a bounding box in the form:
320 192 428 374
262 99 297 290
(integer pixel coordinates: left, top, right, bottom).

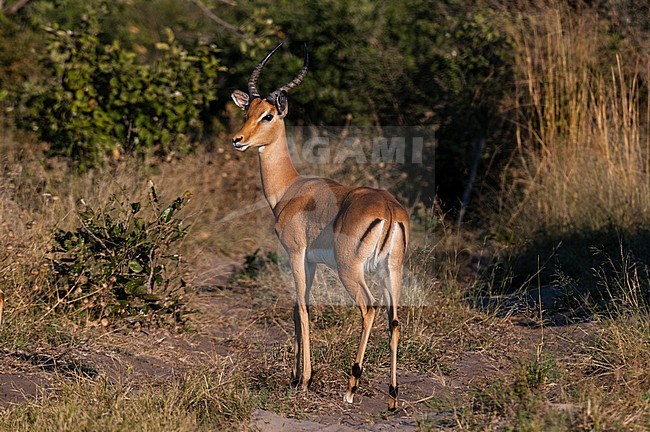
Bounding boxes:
231 90 250 110
275 91 288 118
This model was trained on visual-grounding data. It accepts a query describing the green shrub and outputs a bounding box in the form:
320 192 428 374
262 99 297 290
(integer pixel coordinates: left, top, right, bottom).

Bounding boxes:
50 182 190 326
233 249 280 281
16 22 223 170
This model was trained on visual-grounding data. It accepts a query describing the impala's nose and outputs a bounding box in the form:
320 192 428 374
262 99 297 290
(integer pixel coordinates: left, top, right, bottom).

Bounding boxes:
232 135 247 151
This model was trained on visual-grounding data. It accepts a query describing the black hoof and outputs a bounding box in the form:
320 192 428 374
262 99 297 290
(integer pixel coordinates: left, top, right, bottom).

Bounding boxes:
352 362 363 379
291 372 300 387
290 372 314 388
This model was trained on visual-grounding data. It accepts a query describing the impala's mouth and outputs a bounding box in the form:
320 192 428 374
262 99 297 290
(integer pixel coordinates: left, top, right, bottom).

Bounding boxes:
232 142 249 151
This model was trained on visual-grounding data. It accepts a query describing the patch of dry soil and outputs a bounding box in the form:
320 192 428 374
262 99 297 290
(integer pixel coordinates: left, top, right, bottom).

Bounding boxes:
0 257 596 431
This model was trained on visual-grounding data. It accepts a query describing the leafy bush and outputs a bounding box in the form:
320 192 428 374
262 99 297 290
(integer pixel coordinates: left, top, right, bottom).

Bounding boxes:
50 182 190 326
16 22 223 170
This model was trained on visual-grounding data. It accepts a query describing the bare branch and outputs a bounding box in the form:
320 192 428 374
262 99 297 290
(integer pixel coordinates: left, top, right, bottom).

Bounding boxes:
212 0 237 6
187 0 246 38
0 288 4 326
3 0 31 15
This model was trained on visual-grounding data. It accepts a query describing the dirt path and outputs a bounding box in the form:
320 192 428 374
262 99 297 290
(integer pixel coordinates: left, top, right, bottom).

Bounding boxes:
0 258 597 431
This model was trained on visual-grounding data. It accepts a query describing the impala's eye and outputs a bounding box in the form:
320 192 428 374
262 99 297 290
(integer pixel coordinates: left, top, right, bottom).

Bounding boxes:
262 114 274 122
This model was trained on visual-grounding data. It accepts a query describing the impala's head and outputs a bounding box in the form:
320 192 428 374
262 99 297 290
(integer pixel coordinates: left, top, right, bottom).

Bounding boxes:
231 42 308 152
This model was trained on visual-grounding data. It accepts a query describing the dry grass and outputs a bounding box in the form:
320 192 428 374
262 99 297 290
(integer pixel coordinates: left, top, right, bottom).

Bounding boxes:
415 238 650 431
502 4 650 235
457 6 650 429
0 365 252 432
1 124 454 427
422 4 650 415
2 145 648 431
418 321 649 431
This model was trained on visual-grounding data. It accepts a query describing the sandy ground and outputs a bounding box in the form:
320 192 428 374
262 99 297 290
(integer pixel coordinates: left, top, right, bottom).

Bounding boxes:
0 257 596 431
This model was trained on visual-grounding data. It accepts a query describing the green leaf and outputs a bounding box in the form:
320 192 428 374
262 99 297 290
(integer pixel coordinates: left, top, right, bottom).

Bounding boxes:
160 207 174 222
129 260 143 273
125 277 145 295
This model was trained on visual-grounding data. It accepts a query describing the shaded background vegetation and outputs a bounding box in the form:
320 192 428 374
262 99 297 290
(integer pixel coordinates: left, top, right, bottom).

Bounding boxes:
1 0 517 208
1 0 649 314
2 0 650 265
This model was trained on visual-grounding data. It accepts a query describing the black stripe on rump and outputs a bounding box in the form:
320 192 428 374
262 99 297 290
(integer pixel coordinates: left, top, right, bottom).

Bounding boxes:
356 218 383 253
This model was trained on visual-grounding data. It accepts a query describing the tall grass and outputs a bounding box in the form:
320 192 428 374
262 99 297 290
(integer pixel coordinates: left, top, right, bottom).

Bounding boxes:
503 5 650 235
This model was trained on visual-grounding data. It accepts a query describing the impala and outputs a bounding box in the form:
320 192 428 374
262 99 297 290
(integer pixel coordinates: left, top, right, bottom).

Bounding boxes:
230 42 409 410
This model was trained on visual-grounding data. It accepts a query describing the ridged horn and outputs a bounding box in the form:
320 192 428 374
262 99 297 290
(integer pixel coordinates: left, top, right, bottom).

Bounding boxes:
268 43 308 103
248 42 284 98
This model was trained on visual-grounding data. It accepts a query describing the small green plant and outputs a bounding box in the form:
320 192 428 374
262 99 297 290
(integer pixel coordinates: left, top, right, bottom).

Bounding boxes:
50 182 190 326
517 351 558 395
234 249 280 280
470 351 559 418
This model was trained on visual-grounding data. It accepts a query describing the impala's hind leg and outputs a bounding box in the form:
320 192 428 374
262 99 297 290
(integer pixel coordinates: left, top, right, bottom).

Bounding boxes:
384 263 402 411
339 264 376 403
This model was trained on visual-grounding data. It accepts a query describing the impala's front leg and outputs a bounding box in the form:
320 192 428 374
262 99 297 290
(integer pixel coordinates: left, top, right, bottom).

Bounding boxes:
290 252 314 390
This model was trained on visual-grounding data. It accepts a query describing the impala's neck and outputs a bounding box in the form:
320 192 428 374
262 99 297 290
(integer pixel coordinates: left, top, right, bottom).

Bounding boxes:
258 126 299 209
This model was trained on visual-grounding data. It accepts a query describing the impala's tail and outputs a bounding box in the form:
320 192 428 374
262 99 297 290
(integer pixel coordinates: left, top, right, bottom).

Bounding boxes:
358 220 407 272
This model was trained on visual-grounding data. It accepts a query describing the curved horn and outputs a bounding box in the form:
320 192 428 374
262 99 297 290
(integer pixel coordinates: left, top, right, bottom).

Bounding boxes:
248 42 284 98
268 43 309 103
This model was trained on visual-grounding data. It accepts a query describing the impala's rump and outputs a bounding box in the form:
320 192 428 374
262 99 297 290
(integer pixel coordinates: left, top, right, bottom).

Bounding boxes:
289 184 408 273
358 218 384 251
334 187 409 268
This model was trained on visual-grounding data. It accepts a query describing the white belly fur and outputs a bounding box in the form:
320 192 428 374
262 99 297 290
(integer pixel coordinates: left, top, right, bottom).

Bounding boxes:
307 248 337 268
306 222 399 271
